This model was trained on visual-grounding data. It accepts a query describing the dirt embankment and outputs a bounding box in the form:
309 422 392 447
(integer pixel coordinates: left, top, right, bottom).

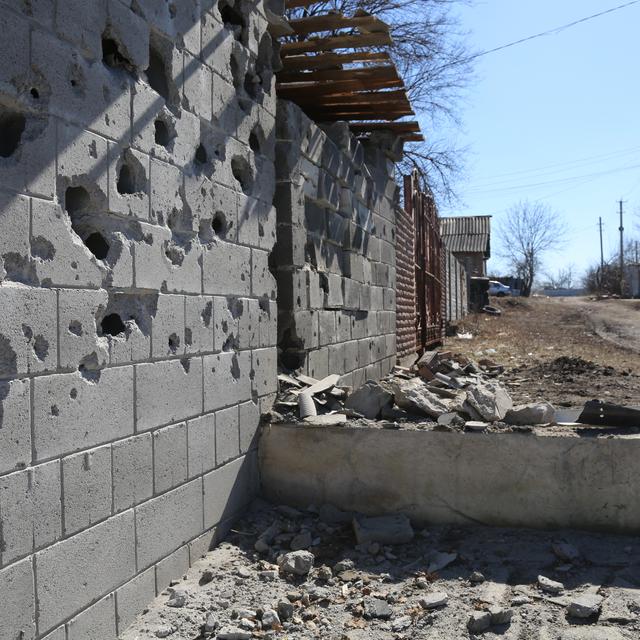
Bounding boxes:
450 297 640 407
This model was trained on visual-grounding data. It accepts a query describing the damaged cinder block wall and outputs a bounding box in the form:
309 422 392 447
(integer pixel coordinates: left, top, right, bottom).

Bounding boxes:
0 0 278 637
273 100 398 385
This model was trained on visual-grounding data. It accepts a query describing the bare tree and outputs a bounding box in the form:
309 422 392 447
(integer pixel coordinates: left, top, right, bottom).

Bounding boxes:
543 264 575 289
285 0 475 202
497 201 566 297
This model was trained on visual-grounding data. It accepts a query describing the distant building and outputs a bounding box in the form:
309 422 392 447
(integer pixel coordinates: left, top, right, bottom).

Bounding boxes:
440 215 491 278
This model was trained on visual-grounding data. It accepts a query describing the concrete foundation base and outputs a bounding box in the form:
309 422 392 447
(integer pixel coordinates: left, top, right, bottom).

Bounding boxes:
259 423 640 534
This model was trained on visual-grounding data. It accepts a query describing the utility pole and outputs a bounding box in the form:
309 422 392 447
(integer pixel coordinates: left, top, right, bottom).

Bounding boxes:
619 200 625 296
598 217 604 270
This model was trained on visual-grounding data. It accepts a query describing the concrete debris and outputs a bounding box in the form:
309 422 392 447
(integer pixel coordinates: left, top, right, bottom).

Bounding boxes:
363 597 393 619
538 575 565 594
419 592 448 609
552 541 581 562
505 401 556 425
352 514 414 545
469 571 486 584
278 550 314 576
489 605 513 625
391 378 453 417
465 380 513 421
568 593 603 618
343 380 394 419
426 551 457 573
302 413 347 425
467 610 492 633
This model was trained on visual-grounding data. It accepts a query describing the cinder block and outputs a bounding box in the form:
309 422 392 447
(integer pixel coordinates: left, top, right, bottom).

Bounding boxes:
0 192 29 281
55 0 106 59
0 285 57 377
343 279 361 311
135 479 203 569
239 399 260 454
36 511 135 634
202 15 235 84
185 296 214 354
188 528 215 564
31 200 105 288
136 358 203 431
252 347 277 396
335 313 351 342
251 248 276 298
358 338 373 368
149 157 183 225
0 8 29 84
216 405 240 466
62 445 112 536
108 144 150 221
115 568 156 635
0 558 35 640
67 593 117 640
0 378 31 474
0 461 61 566
260 299 278 348
183 52 213 120
327 344 345 377
343 340 359 373
152 294 185 359
106 0 149 71
41 627 65 640
350 311 368 340
153 422 188 494
383 287 396 310
155 544 189 593
325 272 343 308
318 310 336 347
34 366 134 460
203 351 252 412
187 413 215 479
203 454 257 528
202 240 251 296
58 288 109 370
365 361 381 381
290 310 319 350
213 296 239 351
102 292 153 365
306 347 328 380
237 195 276 250
112 434 153 512
238 298 260 349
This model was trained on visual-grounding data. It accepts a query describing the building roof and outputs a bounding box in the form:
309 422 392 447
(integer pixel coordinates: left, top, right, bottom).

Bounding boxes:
439 215 491 257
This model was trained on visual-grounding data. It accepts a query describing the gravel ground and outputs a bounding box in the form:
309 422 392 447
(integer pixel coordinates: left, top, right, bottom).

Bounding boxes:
121 500 640 640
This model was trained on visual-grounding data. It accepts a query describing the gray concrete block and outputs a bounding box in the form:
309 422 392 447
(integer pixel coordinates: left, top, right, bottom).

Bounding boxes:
0 285 57 377
106 0 149 70
0 8 29 84
58 288 109 370
102 292 153 365
0 192 29 282
152 294 185 359
306 347 328 380
203 454 257 528
185 296 214 354
188 528 216 564
383 287 396 310
34 366 134 460
350 312 368 340
237 196 276 251
36 511 135 634
0 461 61 566
115 567 156 635
153 422 188 494
187 413 216 479
55 0 105 59
325 272 343 309
202 15 235 85
252 347 277 396
318 310 336 347
336 313 351 342
203 351 252 412
41 627 65 640
108 144 150 221
343 279 361 311
136 358 203 431
202 240 251 296
239 399 260 454
183 53 213 120
216 406 240 466
0 557 35 640
260 299 278 348
251 248 276 299
135 479 203 569
343 340 359 373
155 544 189 593
112 434 153 512
149 158 183 226
67 593 117 640
62 445 112 536
291 310 319 350
0 378 31 474
213 296 239 352
328 344 345 376
365 361 381 381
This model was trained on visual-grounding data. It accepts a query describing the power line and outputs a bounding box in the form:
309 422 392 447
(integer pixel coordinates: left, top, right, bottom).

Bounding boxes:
461 1 640 66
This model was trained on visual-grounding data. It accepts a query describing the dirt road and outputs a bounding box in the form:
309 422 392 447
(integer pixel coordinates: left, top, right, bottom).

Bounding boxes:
451 296 640 407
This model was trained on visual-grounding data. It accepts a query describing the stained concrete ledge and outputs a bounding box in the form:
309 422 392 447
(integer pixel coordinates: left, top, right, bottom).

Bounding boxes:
259 423 640 534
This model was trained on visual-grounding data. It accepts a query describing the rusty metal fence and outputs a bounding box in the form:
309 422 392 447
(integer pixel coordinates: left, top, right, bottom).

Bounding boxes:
396 171 445 358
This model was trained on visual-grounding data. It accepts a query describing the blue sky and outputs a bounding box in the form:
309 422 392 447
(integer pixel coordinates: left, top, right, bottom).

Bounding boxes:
437 0 640 282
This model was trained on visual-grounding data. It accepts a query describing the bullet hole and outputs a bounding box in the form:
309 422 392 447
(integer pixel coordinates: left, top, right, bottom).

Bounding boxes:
154 118 172 147
70 388 78 399
68 320 83 336
51 404 59 416
230 353 241 379
0 335 17 377
168 333 180 353
30 88 39 99
21 324 33 340
231 155 253 194
79 364 101 383
31 236 56 261
117 151 146 195
185 327 193 346
101 313 126 337
146 41 170 100
230 53 242 90
219 0 246 41
0 107 26 158
258 223 264 237
164 244 185 266
249 127 262 153
201 301 212 327
65 186 91 215
101 34 134 74
33 335 49 361
319 272 329 294
221 320 228 333
212 211 227 236
180 358 190 373
223 334 238 351
85 232 110 260
195 143 208 166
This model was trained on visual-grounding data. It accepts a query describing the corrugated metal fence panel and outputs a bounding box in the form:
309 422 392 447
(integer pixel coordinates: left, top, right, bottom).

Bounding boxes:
443 248 468 324
395 201 417 358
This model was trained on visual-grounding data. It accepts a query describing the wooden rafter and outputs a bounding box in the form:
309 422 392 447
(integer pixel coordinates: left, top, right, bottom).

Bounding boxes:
277 76 404 96
288 13 389 36
349 121 421 134
277 65 399 84
281 51 390 71
280 32 392 56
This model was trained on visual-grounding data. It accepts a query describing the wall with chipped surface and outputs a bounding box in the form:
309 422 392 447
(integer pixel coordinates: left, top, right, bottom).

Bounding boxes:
0 0 278 637
273 100 398 385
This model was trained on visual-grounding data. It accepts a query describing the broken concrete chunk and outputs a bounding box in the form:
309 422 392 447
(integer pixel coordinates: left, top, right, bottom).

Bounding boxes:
290 530 312 551
261 609 281 629
600 593 639 623
344 380 393 419
568 593 603 618
537 575 564 594
489 606 513 625
465 420 488 431
465 380 513 421
305 374 340 395
302 413 347 426
419 592 448 609
279 550 314 575
353 514 414 545
505 402 555 425
216 628 252 640
467 611 492 633
363 597 393 619
426 551 457 573
392 378 451 418
298 392 316 418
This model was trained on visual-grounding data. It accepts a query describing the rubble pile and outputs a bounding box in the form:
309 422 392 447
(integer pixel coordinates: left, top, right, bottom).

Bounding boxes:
273 351 556 431
121 500 640 639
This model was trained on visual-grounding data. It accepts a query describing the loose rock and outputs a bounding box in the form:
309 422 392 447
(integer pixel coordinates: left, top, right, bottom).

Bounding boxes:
420 592 448 609
363 597 393 619
279 550 315 576
343 380 394 419
505 401 555 425
467 611 492 633
538 575 564 594
568 594 603 618
466 380 513 421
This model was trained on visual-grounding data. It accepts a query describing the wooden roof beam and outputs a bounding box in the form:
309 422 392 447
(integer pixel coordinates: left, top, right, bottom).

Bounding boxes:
277 64 399 84
280 31 392 56
281 51 391 71
287 13 389 36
